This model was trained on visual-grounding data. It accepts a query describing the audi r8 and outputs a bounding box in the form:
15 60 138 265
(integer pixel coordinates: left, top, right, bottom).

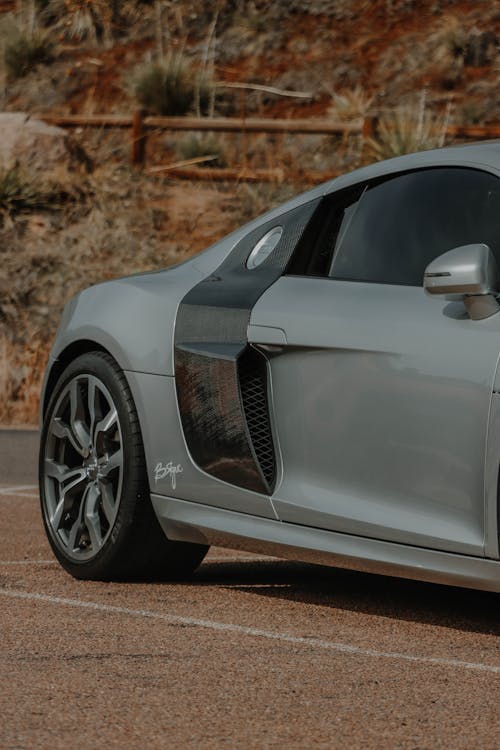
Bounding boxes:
39 141 500 592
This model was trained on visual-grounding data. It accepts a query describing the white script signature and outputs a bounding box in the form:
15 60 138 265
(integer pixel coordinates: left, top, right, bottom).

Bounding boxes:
154 461 184 490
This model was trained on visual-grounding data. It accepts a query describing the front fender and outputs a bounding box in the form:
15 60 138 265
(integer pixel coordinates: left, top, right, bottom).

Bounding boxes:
51 262 205 377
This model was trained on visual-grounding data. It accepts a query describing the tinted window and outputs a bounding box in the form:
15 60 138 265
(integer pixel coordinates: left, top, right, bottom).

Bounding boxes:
329 168 500 286
286 185 364 277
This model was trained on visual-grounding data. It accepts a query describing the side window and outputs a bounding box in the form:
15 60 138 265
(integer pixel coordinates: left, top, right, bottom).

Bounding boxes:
329 167 500 286
286 185 365 277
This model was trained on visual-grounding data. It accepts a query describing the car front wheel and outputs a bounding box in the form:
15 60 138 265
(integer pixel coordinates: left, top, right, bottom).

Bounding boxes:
39 351 208 580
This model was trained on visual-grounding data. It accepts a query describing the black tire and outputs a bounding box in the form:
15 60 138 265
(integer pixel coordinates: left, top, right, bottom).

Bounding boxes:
39 351 209 581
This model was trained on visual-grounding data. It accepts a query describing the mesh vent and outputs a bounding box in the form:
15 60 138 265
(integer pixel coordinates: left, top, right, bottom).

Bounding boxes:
238 348 276 492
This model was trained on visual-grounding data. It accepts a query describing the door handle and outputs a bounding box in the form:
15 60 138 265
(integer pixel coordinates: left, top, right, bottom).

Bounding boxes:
247 324 287 348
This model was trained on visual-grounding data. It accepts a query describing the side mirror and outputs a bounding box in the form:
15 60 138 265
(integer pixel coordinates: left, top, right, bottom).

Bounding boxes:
424 243 500 320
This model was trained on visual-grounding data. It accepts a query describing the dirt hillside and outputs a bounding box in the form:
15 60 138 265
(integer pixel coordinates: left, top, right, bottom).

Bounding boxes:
0 0 498 423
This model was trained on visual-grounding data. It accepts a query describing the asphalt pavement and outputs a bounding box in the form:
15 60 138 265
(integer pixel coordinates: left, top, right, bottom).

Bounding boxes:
0 428 39 484
0 429 499 749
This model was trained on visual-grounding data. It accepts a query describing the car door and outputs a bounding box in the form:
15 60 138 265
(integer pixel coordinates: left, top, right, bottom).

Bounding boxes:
172 196 320 519
249 166 500 556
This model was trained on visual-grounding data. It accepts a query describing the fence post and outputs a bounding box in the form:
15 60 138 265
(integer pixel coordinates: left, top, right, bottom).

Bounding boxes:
131 109 147 168
362 114 378 140
361 113 379 163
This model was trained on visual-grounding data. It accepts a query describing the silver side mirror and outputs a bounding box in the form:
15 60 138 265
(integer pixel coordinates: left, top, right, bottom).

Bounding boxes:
424 243 500 320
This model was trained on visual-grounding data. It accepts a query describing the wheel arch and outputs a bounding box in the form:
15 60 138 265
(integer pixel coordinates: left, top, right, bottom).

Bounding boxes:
42 339 114 419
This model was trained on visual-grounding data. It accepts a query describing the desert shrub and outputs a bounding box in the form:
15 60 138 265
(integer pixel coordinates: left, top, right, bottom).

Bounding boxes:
178 135 226 166
428 18 498 90
135 59 192 116
4 30 54 80
0 168 52 216
41 0 120 43
328 85 374 120
134 53 213 116
366 93 452 161
231 1 269 35
435 17 498 68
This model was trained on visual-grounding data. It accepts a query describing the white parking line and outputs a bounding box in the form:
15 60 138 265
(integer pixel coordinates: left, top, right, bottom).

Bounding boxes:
206 555 276 562
0 485 38 498
0 560 56 566
0 493 39 499
1 588 498 675
0 557 266 566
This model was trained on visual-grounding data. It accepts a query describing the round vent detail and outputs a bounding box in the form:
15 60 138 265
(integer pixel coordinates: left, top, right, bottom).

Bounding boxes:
246 226 283 270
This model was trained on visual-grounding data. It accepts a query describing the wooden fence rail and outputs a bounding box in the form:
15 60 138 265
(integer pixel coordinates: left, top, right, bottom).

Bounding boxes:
42 112 365 134
40 111 500 176
446 124 500 138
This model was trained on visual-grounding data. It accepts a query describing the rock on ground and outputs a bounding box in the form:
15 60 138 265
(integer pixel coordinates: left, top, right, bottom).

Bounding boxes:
0 112 92 178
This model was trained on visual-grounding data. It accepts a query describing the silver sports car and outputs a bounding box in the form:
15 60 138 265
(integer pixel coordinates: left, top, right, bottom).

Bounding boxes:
39 142 500 592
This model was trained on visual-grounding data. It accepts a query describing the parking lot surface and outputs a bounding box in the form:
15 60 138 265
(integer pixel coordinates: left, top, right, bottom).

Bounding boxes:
1 430 499 749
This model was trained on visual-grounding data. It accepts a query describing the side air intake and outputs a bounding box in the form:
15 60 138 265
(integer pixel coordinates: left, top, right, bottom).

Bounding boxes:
238 347 277 493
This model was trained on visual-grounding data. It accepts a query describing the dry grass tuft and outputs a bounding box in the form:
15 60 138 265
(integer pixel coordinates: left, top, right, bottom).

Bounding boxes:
133 52 213 116
178 134 226 167
0 168 55 217
366 91 453 161
41 0 119 44
3 29 54 80
327 85 374 121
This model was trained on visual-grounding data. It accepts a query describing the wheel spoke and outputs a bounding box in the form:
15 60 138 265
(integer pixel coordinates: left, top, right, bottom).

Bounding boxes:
93 406 118 446
52 474 85 529
99 481 116 525
87 376 100 450
66 506 87 552
50 418 70 441
66 516 81 552
70 379 91 454
62 470 87 497
100 449 122 478
84 483 102 551
50 496 66 530
46 462 86 532
50 418 86 458
65 481 92 552
45 459 86 486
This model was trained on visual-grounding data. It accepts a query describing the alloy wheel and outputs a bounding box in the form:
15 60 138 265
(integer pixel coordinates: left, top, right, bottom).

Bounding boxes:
42 374 124 561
